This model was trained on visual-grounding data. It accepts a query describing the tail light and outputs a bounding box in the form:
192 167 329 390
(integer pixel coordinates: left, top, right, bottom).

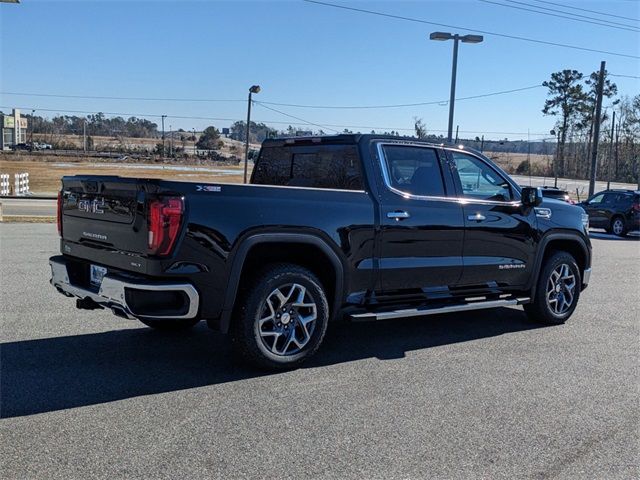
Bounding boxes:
632 202 640 213
148 197 184 256
57 191 63 236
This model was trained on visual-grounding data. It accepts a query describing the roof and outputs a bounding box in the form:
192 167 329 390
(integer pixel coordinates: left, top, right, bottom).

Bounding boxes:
262 133 459 150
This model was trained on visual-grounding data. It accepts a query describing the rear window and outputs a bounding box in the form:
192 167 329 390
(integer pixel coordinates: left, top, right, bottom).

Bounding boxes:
252 144 364 190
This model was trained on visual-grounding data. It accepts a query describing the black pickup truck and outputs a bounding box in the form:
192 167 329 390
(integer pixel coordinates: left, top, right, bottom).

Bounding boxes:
50 134 592 369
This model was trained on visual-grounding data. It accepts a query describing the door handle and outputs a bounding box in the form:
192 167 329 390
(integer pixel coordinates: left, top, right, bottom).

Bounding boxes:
387 210 410 220
467 213 486 222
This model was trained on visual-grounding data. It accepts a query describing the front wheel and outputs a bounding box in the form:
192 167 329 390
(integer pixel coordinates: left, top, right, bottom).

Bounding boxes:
524 251 581 325
232 264 329 370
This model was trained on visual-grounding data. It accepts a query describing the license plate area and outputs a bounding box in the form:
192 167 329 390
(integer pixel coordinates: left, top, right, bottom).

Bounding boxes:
90 264 108 287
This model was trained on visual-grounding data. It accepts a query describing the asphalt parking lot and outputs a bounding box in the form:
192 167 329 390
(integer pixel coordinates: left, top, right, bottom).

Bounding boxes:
1 224 638 479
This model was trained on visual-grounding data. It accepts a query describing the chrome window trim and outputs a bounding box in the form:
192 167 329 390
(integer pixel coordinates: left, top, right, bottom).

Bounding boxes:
375 142 521 207
446 147 522 203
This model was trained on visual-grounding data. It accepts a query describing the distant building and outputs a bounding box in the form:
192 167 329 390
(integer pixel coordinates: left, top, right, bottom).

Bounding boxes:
1 109 28 150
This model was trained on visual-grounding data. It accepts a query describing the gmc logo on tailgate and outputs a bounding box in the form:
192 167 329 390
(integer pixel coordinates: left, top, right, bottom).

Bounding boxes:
78 197 105 214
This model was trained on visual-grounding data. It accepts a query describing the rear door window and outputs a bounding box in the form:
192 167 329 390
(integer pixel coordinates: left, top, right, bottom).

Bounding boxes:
252 145 363 190
602 193 617 205
381 145 446 197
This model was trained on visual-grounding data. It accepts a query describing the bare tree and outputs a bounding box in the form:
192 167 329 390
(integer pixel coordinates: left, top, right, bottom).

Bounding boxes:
414 117 427 139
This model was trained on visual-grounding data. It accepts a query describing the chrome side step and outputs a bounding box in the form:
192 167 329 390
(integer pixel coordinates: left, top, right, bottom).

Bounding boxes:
350 297 530 322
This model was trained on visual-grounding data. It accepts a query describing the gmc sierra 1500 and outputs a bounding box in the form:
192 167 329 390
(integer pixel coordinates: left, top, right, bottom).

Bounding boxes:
50 134 591 369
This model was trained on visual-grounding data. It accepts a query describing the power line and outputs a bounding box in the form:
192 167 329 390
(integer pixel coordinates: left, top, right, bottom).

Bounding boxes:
0 104 551 137
0 84 544 109
0 105 311 126
609 73 640 79
530 0 640 23
500 0 640 30
479 0 639 32
251 103 551 135
259 85 543 109
253 102 339 133
302 0 640 59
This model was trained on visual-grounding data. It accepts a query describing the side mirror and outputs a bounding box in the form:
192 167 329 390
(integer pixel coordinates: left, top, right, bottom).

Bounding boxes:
521 187 542 207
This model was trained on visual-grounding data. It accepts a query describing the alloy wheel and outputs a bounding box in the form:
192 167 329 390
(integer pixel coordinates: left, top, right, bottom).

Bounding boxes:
256 283 317 356
546 263 576 316
612 218 624 235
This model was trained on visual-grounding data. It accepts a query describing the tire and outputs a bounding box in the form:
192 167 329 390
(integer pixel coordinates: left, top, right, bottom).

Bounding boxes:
232 263 329 370
611 216 628 237
138 317 200 331
524 251 581 325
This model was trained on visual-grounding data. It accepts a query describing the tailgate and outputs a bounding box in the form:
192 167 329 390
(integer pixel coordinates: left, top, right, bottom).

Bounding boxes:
61 176 148 254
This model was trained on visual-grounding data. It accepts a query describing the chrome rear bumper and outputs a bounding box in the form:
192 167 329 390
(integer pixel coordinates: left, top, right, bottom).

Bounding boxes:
49 257 199 320
582 267 592 287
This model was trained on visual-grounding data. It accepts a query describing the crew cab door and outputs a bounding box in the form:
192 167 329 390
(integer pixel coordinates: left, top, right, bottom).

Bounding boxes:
447 150 537 288
375 143 464 292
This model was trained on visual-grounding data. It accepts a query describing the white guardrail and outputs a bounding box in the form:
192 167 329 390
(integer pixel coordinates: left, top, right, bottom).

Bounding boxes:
0 173 30 196
0 174 9 196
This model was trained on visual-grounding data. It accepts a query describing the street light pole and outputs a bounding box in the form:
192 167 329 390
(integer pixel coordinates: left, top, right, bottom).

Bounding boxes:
244 85 261 184
430 32 483 143
447 37 459 143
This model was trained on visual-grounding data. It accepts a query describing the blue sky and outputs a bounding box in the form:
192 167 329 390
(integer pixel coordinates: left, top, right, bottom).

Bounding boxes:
1 0 638 140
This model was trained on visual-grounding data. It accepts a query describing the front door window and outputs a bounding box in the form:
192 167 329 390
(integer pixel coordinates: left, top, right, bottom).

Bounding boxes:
451 152 513 202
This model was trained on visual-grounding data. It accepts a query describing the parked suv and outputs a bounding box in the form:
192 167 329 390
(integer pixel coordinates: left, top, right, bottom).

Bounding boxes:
580 189 640 237
50 135 592 369
539 186 574 204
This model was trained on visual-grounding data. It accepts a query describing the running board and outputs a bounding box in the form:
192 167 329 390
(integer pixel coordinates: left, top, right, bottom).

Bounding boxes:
350 297 530 322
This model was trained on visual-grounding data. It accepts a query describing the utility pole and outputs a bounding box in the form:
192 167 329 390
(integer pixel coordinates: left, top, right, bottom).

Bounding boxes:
83 119 87 152
607 110 615 190
193 128 197 157
161 114 167 158
454 125 459 144
169 124 173 157
614 123 620 180
551 129 559 187
480 135 484 152
527 129 532 185
588 61 605 197
30 109 35 145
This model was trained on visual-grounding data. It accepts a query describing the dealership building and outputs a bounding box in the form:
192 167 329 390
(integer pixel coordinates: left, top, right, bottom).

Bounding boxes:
1 109 28 150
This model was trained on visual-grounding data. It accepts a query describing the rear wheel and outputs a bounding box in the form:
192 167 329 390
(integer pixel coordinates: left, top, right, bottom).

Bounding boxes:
611 216 628 237
138 317 199 331
232 264 329 370
524 251 581 325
